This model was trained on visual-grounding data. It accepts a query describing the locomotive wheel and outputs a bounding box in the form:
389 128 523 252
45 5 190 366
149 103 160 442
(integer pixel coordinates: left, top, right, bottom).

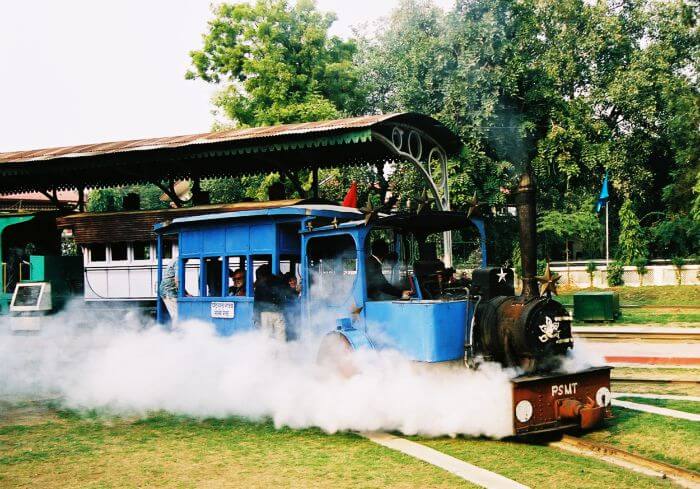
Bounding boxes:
316 332 357 377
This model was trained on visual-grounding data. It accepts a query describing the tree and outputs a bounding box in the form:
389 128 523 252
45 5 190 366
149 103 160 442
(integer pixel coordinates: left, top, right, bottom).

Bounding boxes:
586 261 597 288
650 214 700 258
633 257 649 286
617 200 648 264
671 256 685 285
186 0 365 127
538 207 602 260
87 185 169 212
356 0 698 256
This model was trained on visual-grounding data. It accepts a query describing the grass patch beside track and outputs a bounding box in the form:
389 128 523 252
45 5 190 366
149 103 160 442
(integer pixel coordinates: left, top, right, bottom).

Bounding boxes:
612 367 700 396
616 396 700 415
0 407 473 489
612 367 700 380
613 381 700 396
413 436 673 488
603 310 700 325
582 406 700 472
558 285 700 308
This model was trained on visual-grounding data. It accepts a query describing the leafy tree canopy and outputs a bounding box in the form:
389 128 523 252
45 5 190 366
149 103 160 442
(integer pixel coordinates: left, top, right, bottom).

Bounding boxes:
186 0 365 126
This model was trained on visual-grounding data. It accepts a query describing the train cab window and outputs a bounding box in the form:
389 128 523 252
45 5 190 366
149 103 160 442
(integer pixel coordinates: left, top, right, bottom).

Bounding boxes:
88 244 106 262
182 258 201 297
306 235 357 306
133 241 151 261
203 257 223 297
110 242 128 262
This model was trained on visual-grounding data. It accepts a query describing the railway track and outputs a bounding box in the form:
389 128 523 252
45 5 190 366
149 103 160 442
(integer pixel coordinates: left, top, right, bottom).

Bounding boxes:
573 327 700 342
551 435 700 489
612 377 700 385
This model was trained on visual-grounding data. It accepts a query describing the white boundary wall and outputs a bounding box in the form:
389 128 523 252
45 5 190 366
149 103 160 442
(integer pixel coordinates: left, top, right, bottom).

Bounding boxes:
548 263 700 288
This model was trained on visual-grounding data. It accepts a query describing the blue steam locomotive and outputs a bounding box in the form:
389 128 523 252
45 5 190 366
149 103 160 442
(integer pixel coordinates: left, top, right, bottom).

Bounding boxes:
154 176 612 436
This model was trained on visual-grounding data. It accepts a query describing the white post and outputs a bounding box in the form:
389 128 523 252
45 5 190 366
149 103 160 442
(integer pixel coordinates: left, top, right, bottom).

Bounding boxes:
605 202 610 266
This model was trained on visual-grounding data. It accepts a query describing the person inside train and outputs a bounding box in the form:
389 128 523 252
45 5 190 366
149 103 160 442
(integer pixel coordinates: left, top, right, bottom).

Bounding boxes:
282 271 300 296
366 240 411 300
159 261 179 322
228 268 246 296
254 264 287 340
412 242 447 299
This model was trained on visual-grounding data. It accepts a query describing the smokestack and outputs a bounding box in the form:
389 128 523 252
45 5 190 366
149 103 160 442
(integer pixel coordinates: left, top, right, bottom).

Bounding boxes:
515 168 539 299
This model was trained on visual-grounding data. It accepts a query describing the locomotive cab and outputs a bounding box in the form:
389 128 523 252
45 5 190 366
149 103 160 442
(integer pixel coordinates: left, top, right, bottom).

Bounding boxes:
302 209 486 364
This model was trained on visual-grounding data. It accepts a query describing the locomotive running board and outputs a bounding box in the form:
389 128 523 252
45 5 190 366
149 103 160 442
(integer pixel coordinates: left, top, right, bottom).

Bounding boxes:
510 366 613 436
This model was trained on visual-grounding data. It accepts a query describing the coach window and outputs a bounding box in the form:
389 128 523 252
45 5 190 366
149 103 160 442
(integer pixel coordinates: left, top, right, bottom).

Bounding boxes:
110 242 128 262
88 243 106 262
182 258 201 297
133 241 151 261
203 257 223 297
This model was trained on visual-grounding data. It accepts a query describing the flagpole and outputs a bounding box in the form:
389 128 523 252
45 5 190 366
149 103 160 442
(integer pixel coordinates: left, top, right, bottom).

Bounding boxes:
605 201 610 267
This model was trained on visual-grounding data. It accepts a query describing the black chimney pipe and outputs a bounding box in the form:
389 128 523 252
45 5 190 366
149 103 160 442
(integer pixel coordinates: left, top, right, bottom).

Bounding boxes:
515 168 539 299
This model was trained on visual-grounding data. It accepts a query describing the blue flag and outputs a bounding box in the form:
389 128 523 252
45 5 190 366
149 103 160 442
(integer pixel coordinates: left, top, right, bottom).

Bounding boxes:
595 173 609 213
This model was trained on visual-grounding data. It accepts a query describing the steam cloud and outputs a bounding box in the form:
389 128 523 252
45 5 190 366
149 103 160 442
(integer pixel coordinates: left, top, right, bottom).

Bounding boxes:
0 302 602 439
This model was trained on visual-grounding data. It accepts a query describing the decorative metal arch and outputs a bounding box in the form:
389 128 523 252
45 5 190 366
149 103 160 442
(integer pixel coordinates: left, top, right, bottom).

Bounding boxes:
371 122 454 266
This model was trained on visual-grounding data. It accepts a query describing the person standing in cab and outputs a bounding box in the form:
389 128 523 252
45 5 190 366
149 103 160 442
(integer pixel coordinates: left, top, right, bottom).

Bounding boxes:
366 240 411 300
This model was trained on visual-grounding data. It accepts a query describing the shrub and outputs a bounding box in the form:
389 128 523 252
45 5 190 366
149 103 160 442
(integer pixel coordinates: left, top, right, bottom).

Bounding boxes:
633 257 649 286
537 259 547 276
607 261 624 287
586 261 597 287
671 256 685 285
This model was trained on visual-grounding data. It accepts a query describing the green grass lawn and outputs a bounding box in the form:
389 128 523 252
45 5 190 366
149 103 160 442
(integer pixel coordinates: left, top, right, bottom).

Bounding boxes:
599 309 700 325
613 381 700 397
558 285 700 308
612 367 700 380
0 407 473 489
615 396 700 415
560 286 700 325
582 406 700 472
413 435 674 488
561 287 700 326
611 367 700 396
1 402 684 489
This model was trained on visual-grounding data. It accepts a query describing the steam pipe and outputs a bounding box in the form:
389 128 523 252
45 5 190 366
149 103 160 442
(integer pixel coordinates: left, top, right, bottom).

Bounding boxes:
515 169 539 299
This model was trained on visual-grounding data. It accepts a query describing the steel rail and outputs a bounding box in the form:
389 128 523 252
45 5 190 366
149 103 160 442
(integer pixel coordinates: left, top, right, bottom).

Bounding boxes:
551 435 700 489
611 377 700 385
573 330 700 342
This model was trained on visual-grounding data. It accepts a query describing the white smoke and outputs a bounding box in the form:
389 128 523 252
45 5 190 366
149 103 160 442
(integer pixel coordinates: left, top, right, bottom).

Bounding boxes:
560 338 606 373
0 303 516 438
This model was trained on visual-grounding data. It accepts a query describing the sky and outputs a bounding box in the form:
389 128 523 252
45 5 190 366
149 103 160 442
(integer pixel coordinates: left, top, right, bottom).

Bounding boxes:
0 0 453 152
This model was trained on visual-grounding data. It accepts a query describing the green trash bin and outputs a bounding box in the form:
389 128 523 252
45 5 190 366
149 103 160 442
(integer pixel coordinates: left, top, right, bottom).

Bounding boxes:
573 291 620 321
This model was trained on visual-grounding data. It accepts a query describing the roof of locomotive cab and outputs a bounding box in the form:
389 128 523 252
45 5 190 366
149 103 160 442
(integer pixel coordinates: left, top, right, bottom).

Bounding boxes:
305 210 476 235
155 202 363 233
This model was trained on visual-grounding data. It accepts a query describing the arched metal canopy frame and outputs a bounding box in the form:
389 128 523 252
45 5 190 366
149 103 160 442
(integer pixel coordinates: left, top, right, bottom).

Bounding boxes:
370 122 453 266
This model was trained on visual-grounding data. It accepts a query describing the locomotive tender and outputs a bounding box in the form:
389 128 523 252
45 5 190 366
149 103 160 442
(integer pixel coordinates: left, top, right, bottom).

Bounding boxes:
154 174 612 436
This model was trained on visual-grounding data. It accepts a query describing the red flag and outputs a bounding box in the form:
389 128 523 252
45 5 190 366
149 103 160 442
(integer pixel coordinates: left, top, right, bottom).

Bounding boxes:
342 181 358 208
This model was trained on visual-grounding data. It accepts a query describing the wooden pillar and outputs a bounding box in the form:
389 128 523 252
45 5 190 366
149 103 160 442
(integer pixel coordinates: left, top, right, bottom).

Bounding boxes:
311 167 319 198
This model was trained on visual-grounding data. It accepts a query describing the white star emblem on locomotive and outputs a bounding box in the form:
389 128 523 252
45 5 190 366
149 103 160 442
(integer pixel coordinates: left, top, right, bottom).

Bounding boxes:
497 267 507 283
538 316 561 343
